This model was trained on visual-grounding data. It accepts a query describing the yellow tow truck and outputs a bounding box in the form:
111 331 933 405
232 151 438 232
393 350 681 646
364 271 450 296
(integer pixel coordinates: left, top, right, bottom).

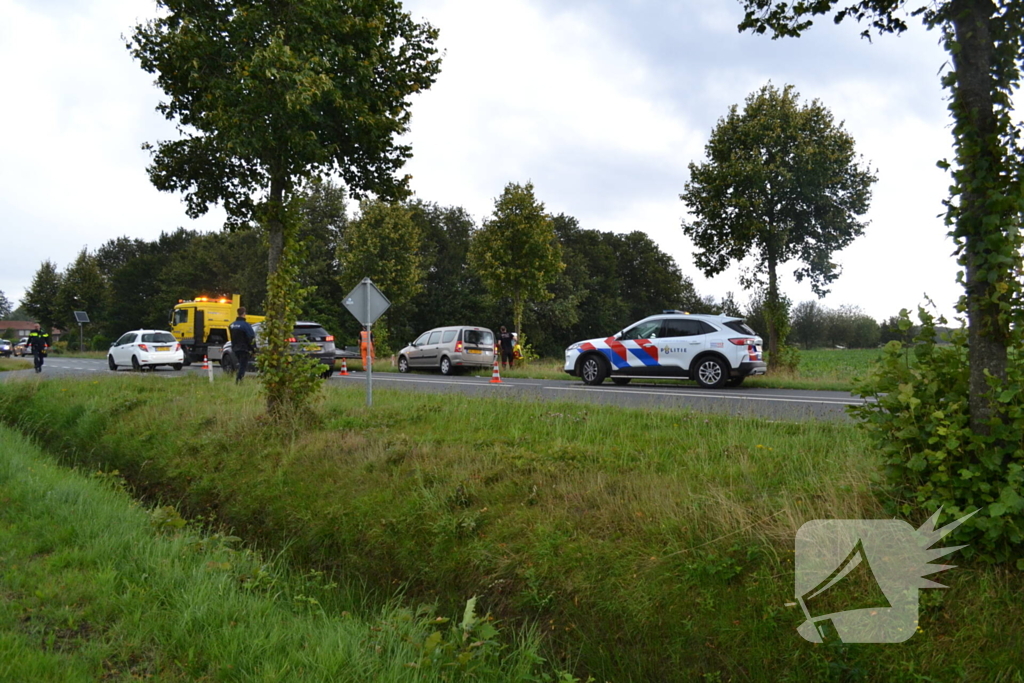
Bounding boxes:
169 294 265 365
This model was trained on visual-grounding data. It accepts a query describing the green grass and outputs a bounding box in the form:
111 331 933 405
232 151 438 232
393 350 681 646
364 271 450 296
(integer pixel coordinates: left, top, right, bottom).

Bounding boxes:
0 358 32 372
1 374 1021 681
0 424 553 682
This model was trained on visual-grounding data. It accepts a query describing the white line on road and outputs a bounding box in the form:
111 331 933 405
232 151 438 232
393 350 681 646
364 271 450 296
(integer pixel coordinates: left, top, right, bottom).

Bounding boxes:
334 375 511 387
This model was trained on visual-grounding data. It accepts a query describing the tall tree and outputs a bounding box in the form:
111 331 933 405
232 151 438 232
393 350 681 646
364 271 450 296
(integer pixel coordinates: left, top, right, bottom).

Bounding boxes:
23 261 63 331
680 83 876 369
338 199 424 351
0 291 11 320
613 231 693 323
470 182 564 338
57 250 108 337
736 2 1024 430
129 0 440 413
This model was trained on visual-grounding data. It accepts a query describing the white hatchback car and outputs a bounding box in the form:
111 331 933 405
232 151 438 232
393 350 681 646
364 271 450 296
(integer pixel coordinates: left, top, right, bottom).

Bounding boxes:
564 311 766 388
108 329 184 371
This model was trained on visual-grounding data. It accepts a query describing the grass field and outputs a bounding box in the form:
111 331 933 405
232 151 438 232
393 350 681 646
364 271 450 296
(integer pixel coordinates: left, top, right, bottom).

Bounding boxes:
0 357 32 372
0 424 558 682
1 373 1020 681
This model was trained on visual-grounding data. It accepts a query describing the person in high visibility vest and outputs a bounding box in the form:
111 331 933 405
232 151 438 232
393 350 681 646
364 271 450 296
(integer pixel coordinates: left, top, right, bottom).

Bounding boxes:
360 330 375 370
26 325 51 373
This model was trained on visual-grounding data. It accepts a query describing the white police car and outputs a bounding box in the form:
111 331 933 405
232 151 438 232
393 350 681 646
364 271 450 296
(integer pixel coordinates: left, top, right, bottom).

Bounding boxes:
564 311 767 388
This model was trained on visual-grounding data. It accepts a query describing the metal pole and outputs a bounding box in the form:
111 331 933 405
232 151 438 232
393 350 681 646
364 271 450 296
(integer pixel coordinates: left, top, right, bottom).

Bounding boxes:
79 322 84 352
365 281 372 407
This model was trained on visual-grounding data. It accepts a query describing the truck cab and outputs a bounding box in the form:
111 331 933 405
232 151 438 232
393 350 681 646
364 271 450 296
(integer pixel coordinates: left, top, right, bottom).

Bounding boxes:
169 295 265 364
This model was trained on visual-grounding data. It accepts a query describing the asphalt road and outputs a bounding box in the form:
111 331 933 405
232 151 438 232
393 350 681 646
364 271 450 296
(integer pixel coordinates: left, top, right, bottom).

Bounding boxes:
2 357 867 421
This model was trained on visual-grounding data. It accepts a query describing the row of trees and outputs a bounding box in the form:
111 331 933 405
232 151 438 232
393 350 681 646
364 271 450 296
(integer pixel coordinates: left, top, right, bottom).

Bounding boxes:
15 180 748 358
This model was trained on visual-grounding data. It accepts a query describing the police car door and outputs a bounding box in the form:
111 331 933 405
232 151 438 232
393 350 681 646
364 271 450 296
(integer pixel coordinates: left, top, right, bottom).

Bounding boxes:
613 318 664 376
658 319 706 374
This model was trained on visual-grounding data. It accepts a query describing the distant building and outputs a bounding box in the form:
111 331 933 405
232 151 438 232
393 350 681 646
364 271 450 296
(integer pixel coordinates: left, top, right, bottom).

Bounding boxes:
0 321 63 341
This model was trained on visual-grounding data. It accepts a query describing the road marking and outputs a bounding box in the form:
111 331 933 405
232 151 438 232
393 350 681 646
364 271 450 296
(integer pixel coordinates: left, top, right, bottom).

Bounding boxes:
334 375 512 387
544 386 864 406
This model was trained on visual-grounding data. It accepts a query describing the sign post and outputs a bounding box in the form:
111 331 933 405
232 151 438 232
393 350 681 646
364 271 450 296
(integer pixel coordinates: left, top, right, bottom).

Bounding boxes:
342 278 391 406
73 311 90 352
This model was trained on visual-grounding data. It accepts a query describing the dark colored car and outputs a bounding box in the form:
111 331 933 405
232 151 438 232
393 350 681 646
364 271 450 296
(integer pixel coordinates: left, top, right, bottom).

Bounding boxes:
221 321 337 379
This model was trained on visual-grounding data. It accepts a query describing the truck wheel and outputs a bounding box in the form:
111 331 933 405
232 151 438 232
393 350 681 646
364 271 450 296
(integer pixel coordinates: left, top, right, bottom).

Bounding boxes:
579 355 607 386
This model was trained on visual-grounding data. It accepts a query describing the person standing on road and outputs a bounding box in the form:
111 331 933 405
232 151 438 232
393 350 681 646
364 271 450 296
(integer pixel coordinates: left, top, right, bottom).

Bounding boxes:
26 325 50 373
498 325 515 370
228 307 256 384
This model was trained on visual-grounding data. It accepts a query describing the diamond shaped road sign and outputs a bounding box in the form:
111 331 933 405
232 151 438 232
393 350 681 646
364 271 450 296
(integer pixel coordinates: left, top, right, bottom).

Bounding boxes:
343 278 391 326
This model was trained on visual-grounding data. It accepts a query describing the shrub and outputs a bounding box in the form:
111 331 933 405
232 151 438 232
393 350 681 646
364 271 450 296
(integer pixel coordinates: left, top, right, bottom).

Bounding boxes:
48 340 68 356
91 334 111 351
850 307 1024 567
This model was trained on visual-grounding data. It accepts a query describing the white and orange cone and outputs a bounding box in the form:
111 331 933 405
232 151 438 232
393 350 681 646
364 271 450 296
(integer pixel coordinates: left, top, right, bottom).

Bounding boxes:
340 357 349 376
489 355 502 384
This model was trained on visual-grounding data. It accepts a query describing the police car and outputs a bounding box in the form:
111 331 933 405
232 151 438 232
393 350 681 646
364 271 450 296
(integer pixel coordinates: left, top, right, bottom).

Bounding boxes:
564 311 767 388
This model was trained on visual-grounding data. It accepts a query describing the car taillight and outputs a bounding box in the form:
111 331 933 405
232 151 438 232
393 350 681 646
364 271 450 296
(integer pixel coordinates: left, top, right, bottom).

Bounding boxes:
455 340 463 353
175 343 180 352
138 344 149 352
325 335 334 342
728 338 756 346
288 337 296 343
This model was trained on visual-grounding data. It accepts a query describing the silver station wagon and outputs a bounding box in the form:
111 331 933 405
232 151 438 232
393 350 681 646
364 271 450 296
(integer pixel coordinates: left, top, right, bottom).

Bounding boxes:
397 326 495 375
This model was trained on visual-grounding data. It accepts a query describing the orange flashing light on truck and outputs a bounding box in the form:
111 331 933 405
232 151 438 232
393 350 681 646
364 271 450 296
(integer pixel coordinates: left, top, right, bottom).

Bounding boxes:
169 294 265 365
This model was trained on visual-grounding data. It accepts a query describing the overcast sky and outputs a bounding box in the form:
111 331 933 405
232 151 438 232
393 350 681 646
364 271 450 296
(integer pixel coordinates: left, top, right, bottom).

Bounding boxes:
1 0 967 324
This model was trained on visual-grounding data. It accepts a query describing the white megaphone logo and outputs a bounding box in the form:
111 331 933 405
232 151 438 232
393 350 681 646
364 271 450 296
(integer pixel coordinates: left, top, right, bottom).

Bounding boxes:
793 509 976 643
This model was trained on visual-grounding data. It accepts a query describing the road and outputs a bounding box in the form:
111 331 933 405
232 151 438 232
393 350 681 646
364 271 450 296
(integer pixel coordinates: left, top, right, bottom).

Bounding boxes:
2 357 867 421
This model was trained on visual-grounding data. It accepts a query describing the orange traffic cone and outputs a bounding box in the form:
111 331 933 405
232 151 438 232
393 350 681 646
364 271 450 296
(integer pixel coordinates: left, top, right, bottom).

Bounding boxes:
340 357 349 376
489 355 502 384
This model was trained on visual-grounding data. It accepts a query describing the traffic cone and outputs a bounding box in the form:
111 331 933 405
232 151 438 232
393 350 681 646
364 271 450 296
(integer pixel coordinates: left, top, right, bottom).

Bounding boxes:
340 357 349 376
489 355 502 384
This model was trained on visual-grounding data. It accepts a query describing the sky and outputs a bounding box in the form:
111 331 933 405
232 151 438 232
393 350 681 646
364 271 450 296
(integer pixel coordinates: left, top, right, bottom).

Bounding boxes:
1 0 969 324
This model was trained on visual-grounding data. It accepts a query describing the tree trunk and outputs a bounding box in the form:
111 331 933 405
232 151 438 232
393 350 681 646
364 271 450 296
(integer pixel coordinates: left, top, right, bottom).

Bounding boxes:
264 175 287 415
950 0 1009 430
267 177 286 276
765 256 780 372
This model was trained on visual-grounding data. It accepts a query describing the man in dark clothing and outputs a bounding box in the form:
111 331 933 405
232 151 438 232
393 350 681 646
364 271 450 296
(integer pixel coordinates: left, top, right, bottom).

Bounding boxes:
498 325 515 369
26 326 50 373
228 307 256 383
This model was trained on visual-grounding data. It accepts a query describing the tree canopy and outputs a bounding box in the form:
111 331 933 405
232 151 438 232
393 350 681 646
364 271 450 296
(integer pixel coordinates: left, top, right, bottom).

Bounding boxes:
680 83 876 366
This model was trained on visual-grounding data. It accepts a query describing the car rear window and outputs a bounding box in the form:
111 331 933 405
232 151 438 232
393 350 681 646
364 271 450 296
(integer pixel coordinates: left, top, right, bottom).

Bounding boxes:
293 325 330 341
442 330 457 343
724 320 757 335
142 332 176 343
463 329 493 346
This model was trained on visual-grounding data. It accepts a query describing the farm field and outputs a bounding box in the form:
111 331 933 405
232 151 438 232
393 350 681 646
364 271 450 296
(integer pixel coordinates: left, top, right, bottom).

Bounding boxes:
1 373 1019 681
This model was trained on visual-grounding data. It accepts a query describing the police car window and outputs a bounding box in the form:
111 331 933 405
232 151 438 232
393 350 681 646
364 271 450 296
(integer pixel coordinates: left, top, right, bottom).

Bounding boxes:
427 331 443 344
442 330 457 343
698 321 717 335
661 319 704 337
620 320 662 340
724 320 757 335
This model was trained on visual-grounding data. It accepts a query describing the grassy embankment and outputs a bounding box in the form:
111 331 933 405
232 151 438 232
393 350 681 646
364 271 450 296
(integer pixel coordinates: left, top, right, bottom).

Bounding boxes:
0 358 33 372
0 425 554 682
1 374 1021 681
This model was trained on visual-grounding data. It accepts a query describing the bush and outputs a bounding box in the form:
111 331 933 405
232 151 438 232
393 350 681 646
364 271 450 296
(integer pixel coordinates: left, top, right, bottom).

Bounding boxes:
91 334 111 351
850 307 1024 567
48 341 68 356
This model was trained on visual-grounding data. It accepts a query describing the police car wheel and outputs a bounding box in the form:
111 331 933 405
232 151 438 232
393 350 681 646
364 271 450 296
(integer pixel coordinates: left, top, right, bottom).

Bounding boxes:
398 356 409 373
439 356 453 375
695 357 727 389
580 355 607 385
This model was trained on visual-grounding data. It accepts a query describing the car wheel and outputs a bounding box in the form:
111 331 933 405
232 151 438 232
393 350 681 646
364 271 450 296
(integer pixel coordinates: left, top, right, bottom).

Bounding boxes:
580 355 607 386
611 377 631 386
398 355 409 373
439 356 453 375
172 363 183 371
694 357 727 389
221 352 235 374
321 368 333 379
726 376 744 387
182 354 192 367
131 355 141 372
108 355 117 371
